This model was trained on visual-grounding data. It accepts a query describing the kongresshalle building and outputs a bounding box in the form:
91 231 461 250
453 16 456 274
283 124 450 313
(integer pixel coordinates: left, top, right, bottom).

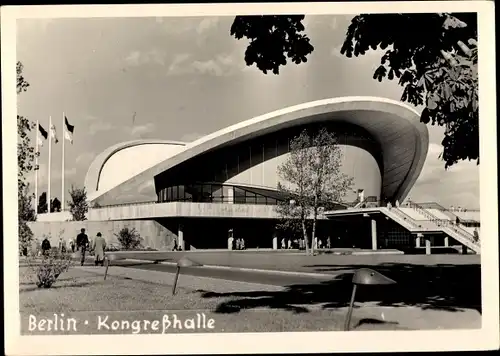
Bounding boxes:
31 97 480 255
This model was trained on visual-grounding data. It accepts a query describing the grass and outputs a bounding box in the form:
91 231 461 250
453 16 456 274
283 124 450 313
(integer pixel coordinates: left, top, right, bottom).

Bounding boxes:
19 267 407 333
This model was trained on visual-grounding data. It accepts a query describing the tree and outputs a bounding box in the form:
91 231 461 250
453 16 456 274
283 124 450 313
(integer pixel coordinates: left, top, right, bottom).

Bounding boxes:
276 128 353 255
231 13 478 168
17 61 36 254
68 186 89 221
51 197 62 213
37 192 48 214
114 227 143 250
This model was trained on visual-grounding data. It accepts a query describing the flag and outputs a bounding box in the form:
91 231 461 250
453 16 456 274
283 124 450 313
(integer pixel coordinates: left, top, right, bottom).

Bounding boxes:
64 116 74 144
50 123 59 143
37 124 48 147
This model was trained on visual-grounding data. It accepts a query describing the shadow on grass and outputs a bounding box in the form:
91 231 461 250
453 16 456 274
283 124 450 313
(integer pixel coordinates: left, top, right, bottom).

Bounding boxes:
201 263 481 315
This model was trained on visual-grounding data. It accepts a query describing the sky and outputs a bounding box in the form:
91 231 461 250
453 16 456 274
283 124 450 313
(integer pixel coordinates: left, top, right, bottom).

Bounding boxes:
16 15 480 209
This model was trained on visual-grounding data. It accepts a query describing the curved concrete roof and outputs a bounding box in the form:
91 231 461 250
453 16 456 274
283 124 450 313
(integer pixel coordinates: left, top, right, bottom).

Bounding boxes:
88 97 429 205
84 139 186 198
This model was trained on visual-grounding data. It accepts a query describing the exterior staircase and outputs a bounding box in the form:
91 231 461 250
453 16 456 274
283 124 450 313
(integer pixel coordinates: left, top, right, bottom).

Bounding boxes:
399 203 480 253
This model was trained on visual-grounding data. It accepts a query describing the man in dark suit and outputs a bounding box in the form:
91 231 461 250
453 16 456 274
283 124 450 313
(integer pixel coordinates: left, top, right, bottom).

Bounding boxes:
76 228 89 266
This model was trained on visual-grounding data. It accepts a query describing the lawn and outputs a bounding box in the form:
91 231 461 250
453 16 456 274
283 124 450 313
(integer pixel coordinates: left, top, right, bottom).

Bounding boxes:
19 266 406 334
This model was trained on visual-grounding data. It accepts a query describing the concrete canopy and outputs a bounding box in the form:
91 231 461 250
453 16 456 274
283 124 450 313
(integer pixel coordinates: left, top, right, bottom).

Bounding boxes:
86 97 429 206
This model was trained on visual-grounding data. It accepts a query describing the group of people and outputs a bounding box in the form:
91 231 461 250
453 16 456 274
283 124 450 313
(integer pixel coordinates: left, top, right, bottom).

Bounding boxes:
278 236 332 250
38 228 107 267
227 234 246 250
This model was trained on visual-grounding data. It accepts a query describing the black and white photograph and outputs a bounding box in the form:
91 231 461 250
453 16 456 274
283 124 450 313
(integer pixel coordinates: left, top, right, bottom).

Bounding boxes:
2 1 499 354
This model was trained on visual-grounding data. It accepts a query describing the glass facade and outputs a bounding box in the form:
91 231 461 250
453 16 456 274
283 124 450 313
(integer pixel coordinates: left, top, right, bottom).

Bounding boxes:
157 183 281 205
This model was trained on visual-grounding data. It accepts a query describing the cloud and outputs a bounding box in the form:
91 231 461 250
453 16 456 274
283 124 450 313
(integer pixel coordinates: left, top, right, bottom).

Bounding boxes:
76 151 95 164
167 51 245 77
168 53 191 74
88 121 113 135
410 143 479 208
196 17 220 34
124 123 156 137
124 49 167 67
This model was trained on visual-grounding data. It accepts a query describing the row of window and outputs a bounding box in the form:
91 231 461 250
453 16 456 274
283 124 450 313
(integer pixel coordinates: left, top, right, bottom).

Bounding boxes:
157 184 282 205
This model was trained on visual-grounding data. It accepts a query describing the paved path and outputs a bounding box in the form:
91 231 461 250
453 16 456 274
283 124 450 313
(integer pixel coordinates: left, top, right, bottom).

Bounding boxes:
80 265 284 294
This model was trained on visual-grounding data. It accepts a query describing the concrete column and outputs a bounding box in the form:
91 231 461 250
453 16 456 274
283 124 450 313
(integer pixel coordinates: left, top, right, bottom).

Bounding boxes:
272 236 278 250
228 186 234 204
425 238 431 255
371 219 377 250
444 236 449 247
416 235 421 248
178 223 185 251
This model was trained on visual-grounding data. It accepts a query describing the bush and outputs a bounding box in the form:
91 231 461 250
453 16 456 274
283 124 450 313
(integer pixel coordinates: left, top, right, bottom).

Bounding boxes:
114 227 143 250
26 250 73 288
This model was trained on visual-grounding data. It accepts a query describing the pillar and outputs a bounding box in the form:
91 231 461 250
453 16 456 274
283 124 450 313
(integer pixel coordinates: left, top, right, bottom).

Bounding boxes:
415 234 421 248
444 236 449 247
425 238 431 255
371 219 377 250
178 223 185 251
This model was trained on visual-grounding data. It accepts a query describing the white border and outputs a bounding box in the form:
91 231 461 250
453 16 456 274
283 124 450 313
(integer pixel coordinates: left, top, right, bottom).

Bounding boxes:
2 2 498 354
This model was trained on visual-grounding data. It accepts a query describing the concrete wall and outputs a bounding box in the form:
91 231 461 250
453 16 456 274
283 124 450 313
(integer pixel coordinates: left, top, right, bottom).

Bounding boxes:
87 201 283 221
27 219 177 251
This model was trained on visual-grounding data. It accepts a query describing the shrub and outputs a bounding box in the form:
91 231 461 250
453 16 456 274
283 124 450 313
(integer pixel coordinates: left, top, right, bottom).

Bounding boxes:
26 249 73 288
114 227 143 250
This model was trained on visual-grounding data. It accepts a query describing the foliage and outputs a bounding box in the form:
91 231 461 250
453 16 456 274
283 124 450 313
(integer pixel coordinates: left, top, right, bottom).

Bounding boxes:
114 227 143 250
230 15 314 74
25 240 73 288
51 197 62 212
68 186 89 221
19 220 34 256
37 192 48 214
231 13 479 169
17 61 36 252
276 128 353 255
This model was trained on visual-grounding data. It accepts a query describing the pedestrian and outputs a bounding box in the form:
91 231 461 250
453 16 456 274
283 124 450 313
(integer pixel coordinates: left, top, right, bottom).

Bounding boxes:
287 238 292 249
395 200 400 208
473 227 479 242
281 237 286 249
93 232 107 267
58 237 67 254
76 228 89 266
236 238 241 250
240 238 245 250
455 216 460 225
313 236 318 250
326 236 331 249
387 201 392 210
318 238 322 249
41 236 51 256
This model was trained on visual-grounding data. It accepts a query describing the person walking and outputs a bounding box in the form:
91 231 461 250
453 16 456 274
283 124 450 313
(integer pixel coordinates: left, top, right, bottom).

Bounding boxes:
326 236 331 249
93 232 107 267
41 237 51 256
58 237 67 254
473 228 479 242
76 228 89 266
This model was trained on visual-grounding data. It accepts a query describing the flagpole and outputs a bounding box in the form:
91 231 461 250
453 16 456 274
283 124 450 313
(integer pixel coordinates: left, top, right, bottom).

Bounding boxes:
35 120 39 214
48 115 52 214
62 112 65 211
